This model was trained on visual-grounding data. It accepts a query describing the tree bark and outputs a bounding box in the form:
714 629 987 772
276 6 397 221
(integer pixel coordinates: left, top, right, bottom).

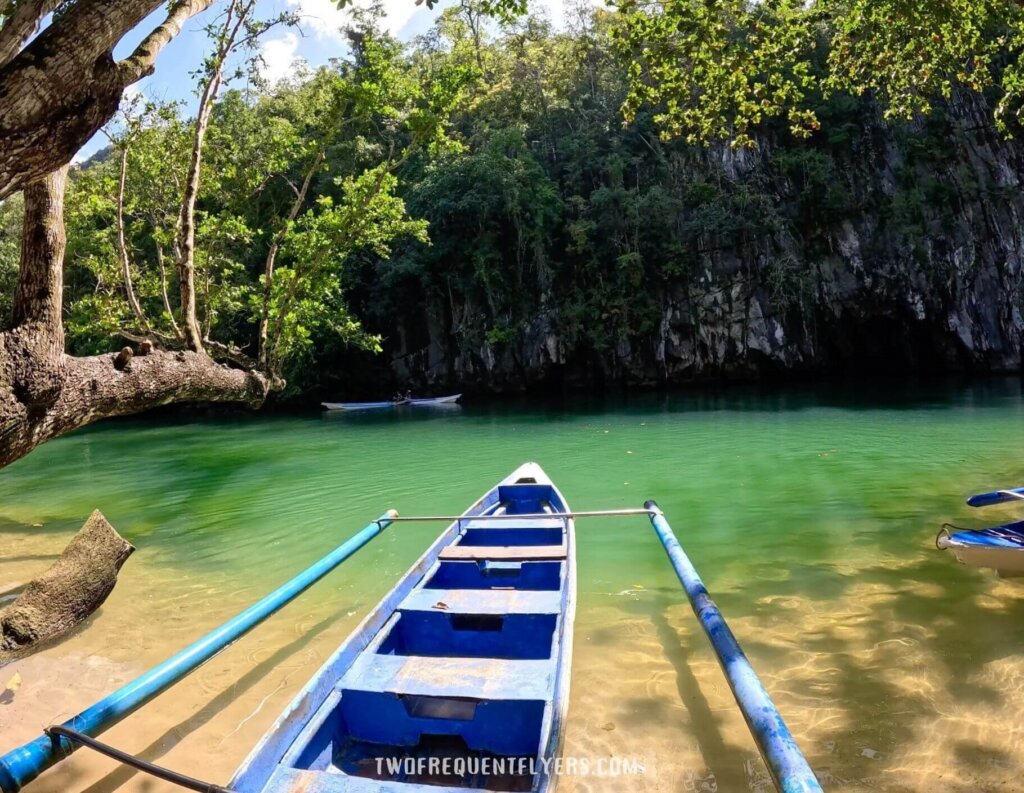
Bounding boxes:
0 0 62 70
0 167 276 470
0 0 163 197
0 510 134 658
13 167 66 337
0 0 216 198
3 168 69 426
0 348 273 468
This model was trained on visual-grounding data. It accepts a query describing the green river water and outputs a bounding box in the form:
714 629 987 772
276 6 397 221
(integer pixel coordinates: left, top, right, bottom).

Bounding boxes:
3 380 1024 792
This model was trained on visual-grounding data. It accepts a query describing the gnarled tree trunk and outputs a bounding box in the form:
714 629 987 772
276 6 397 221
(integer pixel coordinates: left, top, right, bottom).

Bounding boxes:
0 0 217 199
0 168 274 469
0 0 287 471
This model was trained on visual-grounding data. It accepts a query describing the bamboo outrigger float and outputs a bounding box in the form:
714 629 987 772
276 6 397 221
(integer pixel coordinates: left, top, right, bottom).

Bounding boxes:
0 463 821 793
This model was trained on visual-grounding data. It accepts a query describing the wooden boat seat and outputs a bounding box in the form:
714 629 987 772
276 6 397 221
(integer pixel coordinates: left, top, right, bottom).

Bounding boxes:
339 654 554 701
438 544 567 561
399 587 561 615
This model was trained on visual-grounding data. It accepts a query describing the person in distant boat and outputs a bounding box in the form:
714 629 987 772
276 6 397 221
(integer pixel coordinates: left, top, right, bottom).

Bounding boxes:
392 391 404 403
405 389 412 401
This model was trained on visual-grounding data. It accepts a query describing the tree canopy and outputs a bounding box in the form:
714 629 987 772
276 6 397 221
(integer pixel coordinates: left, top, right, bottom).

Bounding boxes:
612 0 1024 146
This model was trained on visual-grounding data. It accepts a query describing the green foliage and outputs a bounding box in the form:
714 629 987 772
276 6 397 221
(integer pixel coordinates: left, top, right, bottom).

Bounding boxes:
49 0 1013 396
0 195 21 330
63 22 451 383
611 0 819 146
610 0 1024 145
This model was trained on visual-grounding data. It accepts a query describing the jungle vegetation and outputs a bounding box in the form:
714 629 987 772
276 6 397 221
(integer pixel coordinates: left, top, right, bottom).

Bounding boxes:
0 0 1022 465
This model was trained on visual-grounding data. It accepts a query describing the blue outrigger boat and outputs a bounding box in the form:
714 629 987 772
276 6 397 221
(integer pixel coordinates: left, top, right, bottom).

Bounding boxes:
0 464 822 793
231 462 575 793
938 485 1024 575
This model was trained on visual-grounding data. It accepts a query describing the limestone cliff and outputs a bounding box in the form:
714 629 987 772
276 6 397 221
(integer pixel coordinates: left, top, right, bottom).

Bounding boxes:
353 91 1024 392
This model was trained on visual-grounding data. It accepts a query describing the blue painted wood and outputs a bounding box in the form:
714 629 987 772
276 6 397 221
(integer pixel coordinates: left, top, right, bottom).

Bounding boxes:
943 520 1024 548
643 500 823 793
231 462 576 793
0 511 399 793
966 486 1024 507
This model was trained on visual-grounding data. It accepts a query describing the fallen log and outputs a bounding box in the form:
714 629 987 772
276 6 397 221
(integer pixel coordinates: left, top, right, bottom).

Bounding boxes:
0 511 134 657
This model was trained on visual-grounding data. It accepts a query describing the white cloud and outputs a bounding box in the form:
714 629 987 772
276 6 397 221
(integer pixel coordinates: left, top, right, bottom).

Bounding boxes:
536 0 608 29
123 81 146 103
283 0 608 46
260 32 304 84
286 0 421 40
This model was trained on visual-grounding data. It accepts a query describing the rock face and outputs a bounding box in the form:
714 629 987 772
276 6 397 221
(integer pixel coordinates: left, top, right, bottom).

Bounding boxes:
379 92 1024 392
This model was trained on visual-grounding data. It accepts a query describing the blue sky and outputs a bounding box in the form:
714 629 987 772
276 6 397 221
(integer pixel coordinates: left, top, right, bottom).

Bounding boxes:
76 0 575 161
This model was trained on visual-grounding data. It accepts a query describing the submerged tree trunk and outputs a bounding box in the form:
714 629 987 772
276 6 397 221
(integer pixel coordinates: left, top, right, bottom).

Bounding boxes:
0 511 134 658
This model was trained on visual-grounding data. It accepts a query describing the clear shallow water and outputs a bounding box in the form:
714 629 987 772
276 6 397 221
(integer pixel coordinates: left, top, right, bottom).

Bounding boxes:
3 381 1024 791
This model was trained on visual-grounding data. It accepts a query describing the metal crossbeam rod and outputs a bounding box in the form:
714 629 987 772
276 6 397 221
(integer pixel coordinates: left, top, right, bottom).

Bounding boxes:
376 509 658 525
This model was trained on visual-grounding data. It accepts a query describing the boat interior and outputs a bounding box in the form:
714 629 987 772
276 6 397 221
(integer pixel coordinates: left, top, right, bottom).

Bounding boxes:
260 482 572 793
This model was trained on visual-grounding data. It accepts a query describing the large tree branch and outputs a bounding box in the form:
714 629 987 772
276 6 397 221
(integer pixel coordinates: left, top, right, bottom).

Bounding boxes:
0 0 185 197
0 161 279 473
0 0 61 69
118 0 218 82
0 348 274 468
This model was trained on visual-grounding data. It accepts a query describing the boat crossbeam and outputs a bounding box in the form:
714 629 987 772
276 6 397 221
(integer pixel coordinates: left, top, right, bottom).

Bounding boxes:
385 500 823 793
375 508 658 526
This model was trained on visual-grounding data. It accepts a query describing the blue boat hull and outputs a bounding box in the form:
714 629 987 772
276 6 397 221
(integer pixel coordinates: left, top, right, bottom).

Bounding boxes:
322 396 460 411
231 463 575 793
321 401 407 411
938 520 1024 574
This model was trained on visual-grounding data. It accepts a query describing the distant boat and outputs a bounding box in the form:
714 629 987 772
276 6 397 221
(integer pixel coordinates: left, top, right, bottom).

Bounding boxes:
322 394 462 411
410 393 461 406
230 462 576 793
938 486 1024 574
321 399 406 411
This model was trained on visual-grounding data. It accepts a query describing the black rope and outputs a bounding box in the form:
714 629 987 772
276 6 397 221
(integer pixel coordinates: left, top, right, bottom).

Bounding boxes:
45 725 235 793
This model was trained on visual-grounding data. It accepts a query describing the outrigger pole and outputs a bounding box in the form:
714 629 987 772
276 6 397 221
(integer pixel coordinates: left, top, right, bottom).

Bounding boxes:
644 500 823 793
1 502 821 793
0 510 399 793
